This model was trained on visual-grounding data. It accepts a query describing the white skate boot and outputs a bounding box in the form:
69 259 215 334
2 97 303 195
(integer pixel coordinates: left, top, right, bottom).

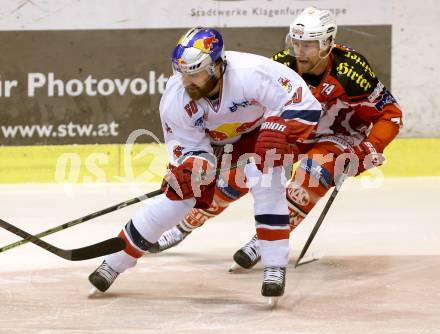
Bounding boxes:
229 235 261 272
261 266 286 307
149 226 191 253
88 260 119 296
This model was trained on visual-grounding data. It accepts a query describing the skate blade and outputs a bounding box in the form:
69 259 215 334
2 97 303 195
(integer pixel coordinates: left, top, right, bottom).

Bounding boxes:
228 262 251 273
267 297 279 308
229 262 242 272
87 286 101 298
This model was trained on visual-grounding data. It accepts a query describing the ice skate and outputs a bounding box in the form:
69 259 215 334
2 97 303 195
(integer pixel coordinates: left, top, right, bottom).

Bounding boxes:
229 235 261 272
261 266 286 307
88 260 119 296
149 226 191 253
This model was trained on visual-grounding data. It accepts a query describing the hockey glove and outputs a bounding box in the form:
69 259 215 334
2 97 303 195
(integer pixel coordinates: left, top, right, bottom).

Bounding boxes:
255 116 293 170
347 140 385 174
161 157 215 200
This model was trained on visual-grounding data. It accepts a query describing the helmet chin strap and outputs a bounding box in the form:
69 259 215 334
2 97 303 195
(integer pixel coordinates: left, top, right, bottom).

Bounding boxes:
207 60 227 97
318 42 334 59
307 57 327 74
302 45 332 75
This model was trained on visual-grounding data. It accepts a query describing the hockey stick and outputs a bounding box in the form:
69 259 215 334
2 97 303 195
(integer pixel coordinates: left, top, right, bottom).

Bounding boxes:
0 189 163 254
0 218 125 261
0 159 247 253
294 162 351 268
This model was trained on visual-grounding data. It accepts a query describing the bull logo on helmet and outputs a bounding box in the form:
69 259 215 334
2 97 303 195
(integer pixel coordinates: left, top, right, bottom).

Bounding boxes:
193 32 219 53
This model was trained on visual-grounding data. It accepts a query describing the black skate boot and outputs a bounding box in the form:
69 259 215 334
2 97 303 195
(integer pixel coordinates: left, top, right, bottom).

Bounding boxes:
88 260 119 296
261 266 286 307
229 235 261 271
149 225 191 253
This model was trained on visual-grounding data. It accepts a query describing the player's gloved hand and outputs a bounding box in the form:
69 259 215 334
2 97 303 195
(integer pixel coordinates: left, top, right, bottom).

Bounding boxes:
255 116 293 170
161 157 214 200
346 140 385 174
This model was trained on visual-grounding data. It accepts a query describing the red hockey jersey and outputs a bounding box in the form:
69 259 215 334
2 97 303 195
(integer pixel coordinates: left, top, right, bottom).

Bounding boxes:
272 44 403 152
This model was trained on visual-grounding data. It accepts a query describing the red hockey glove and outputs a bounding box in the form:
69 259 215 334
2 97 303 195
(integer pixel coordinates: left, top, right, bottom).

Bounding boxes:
161 157 214 200
347 140 385 174
255 116 292 170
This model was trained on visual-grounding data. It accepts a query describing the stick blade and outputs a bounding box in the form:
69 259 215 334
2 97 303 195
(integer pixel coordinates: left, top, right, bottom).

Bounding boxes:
68 237 126 261
295 257 319 268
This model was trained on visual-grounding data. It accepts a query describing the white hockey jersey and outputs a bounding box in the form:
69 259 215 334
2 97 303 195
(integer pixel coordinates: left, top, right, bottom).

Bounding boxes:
160 51 322 165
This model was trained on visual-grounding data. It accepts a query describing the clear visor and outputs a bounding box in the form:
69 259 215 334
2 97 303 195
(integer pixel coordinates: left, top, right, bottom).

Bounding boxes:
285 34 332 59
172 60 211 75
172 44 218 76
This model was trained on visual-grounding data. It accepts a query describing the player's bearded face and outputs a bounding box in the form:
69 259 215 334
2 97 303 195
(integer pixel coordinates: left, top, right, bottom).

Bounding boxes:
182 70 219 100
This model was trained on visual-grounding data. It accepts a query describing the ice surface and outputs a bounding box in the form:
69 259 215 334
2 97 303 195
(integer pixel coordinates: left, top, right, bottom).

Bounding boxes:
0 178 439 333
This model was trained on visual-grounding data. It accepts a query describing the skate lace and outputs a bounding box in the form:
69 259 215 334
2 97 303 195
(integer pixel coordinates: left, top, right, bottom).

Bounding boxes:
242 235 259 261
263 267 285 284
160 228 184 248
97 261 118 282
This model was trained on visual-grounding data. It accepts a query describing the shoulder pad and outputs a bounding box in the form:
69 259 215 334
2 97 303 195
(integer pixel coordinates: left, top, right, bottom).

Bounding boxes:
335 44 356 52
331 46 379 97
271 49 294 67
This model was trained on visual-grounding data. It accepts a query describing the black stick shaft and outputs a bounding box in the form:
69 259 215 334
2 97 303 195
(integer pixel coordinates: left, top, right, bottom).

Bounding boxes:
294 163 350 268
0 218 126 261
0 159 247 253
294 186 341 267
0 189 162 253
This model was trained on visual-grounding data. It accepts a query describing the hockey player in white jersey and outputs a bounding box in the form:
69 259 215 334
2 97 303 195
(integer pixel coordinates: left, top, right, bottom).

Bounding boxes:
88 27 322 303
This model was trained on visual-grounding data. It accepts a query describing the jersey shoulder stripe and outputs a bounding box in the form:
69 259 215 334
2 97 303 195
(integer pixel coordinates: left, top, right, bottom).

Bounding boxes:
281 109 321 123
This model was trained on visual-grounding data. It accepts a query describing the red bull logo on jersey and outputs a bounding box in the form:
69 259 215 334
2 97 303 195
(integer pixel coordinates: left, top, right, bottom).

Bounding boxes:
193 33 219 53
236 116 262 133
207 117 262 142
206 129 228 142
278 77 293 93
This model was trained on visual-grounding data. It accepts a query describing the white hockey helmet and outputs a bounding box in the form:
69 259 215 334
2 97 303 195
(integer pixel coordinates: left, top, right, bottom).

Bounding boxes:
286 7 337 53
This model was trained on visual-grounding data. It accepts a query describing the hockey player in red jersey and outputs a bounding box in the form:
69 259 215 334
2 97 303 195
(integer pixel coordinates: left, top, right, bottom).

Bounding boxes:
153 7 403 271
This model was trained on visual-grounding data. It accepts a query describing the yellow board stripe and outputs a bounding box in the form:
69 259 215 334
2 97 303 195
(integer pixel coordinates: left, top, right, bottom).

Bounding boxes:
0 138 438 183
380 138 440 177
0 144 169 184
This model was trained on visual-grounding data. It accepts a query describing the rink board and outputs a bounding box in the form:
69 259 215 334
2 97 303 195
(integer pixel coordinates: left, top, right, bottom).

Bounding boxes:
0 138 439 183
